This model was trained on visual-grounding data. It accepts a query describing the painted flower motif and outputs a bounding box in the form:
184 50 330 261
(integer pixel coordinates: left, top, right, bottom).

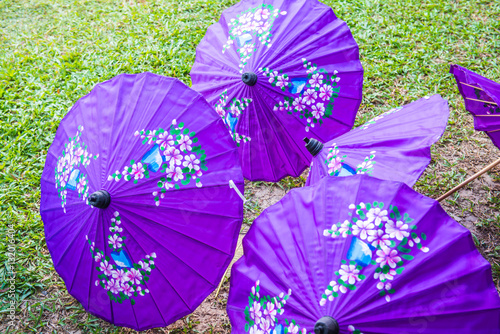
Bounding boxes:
351 220 375 240
108 234 123 249
254 8 270 20
94 252 103 262
125 268 143 285
375 268 396 281
240 44 254 56
367 229 392 248
293 97 305 112
76 175 87 193
319 84 333 101
164 181 175 190
249 325 264 334
366 208 389 226
302 89 317 105
139 261 151 272
130 162 145 180
328 156 343 174
107 279 121 294
385 220 410 240
99 260 113 276
258 21 271 34
311 103 325 119
276 75 289 89
215 103 225 117
178 134 193 152
263 301 277 323
165 147 183 167
111 269 129 283
230 103 241 116
249 301 262 324
309 72 324 87
288 323 300 334
376 246 402 269
268 70 279 83
304 61 317 73
338 264 360 285
183 154 200 171
156 132 174 150
172 166 184 182
259 318 272 334
357 160 374 173
121 283 134 297
338 220 351 237
250 20 262 31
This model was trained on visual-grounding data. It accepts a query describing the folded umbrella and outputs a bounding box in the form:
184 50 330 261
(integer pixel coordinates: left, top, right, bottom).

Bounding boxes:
228 174 500 333
191 0 363 181
305 95 449 187
40 73 244 330
438 65 500 201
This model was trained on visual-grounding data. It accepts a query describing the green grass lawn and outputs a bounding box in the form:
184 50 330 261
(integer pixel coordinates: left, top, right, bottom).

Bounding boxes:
1 0 499 332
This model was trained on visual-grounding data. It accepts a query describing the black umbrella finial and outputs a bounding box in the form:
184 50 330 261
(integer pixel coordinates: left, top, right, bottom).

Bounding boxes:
303 137 324 157
242 72 258 86
88 190 111 209
314 316 340 334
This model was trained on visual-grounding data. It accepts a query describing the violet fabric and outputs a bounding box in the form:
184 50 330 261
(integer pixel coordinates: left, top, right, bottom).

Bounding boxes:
228 174 500 333
306 95 449 187
40 73 244 330
450 64 500 148
191 0 364 182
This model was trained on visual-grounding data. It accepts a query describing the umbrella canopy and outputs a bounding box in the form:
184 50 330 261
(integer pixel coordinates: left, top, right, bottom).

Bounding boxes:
450 64 500 148
191 0 364 182
227 174 500 333
305 95 449 186
40 73 244 330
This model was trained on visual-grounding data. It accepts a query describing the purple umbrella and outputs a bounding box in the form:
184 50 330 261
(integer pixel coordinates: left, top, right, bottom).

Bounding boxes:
305 95 449 187
436 65 500 201
450 64 500 147
228 175 500 333
191 0 364 182
40 73 244 330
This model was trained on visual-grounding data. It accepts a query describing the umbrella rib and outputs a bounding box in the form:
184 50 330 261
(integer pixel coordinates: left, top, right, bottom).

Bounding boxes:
117 230 168 327
460 81 482 90
342 262 493 325
112 202 234 256
111 196 241 222
117 210 195 314
465 97 498 105
52 209 95 268
473 114 500 117
113 205 217 285
106 79 177 193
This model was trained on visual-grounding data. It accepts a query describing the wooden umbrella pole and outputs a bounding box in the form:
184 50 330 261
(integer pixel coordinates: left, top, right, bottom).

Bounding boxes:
437 157 500 202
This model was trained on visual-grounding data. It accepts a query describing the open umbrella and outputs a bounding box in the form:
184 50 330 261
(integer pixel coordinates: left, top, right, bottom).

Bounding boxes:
437 65 500 201
228 174 500 333
191 0 363 181
304 95 449 187
40 72 244 330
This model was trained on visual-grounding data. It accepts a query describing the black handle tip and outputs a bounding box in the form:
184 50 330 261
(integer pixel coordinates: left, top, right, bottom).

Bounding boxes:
242 72 258 86
88 190 111 209
304 137 324 157
314 316 339 334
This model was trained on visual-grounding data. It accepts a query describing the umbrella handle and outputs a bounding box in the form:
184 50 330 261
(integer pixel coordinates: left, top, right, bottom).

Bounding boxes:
436 156 500 202
314 316 339 334
229 180 247 203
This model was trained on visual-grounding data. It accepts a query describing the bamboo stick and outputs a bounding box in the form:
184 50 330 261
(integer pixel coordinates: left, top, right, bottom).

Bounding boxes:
437 157 500 202
465 97 498 105
460 82 483 90
215 239 243 298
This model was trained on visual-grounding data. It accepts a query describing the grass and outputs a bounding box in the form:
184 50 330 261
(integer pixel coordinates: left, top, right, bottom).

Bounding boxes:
0 0 499 332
